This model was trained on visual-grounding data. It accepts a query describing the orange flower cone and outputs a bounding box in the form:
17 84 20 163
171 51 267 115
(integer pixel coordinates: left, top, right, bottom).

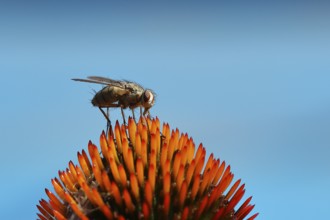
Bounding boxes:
37 117 258 220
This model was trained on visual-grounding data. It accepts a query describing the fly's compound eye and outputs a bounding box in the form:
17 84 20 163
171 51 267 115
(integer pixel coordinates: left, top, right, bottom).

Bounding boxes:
143 90 154 105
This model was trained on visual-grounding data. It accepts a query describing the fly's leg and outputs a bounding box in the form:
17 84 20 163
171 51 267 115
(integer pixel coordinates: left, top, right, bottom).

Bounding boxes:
138 106 149 127
99 107 111 124
106 107 113 136
143 107 152 119
106 107 110 133
121 107 129 137
139 106 144 124
131 108 136 123
98 107 113 136
121 107 127 126
140 106 143 119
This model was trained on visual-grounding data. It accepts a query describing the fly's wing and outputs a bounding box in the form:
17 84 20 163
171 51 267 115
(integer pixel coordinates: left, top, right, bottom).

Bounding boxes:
89 77 145 93
87 76 124 87
72 76 126 89
72 78 110 85
72 76 145 94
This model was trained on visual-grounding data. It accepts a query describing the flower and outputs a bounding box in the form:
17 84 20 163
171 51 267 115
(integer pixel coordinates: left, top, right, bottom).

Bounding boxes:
37 117 258 220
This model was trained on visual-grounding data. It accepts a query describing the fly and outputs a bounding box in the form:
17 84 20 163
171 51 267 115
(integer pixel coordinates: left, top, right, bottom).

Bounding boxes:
72 76 155 126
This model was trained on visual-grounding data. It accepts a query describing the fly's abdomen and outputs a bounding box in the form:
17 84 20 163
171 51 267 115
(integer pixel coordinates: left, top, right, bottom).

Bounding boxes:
91 87 118 107
91 86 128 107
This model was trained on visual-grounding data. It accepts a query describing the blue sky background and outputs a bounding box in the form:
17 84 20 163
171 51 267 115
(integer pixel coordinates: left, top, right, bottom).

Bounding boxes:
0 1 329 219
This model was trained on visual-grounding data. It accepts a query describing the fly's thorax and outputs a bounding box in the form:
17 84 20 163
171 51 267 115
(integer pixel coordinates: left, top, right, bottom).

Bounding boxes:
118 93 142 108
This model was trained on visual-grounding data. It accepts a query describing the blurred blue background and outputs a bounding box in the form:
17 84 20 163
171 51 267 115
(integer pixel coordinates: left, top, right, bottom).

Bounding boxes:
0 1 329 219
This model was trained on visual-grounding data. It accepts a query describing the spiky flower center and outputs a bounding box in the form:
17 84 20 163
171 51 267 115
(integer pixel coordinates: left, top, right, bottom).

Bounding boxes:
37 117 257 220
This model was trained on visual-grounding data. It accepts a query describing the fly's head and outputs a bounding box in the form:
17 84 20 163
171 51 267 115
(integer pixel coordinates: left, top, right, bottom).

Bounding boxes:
141 89 155 114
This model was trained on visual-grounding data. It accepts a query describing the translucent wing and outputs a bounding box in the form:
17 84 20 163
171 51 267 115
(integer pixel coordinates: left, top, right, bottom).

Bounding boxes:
87 76 124 87
72 76 125 88
87 77 145 92
72 76 146 94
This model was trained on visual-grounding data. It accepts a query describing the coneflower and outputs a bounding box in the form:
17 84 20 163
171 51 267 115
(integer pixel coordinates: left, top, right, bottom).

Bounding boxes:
37 117 258 220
